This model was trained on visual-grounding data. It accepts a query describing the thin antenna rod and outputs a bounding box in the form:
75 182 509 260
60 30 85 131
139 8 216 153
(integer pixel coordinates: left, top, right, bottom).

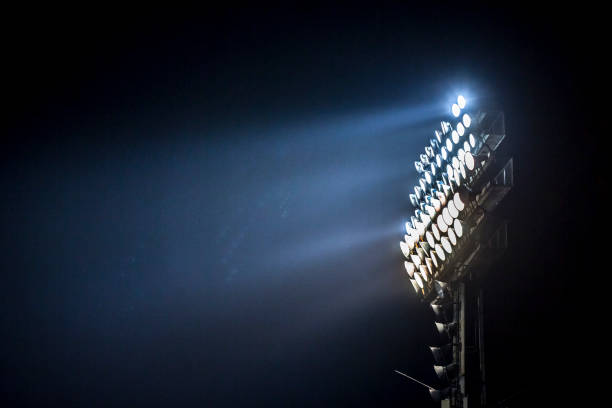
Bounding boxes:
393 370 434 390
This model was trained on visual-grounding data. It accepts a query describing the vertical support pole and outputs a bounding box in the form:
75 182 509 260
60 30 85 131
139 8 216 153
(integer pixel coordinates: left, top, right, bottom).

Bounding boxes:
477 289 486 407
458 281 466 408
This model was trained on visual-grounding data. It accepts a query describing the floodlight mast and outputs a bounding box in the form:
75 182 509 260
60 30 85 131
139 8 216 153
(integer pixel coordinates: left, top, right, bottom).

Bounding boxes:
398 95 513 408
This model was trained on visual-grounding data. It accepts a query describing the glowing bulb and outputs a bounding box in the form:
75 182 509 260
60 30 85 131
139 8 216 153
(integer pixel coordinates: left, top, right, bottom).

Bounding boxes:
437 214 448 233
441 237 453 254
435 154 442 168
465 151 475 171
448 200 459 219
448 228 457 246
414 270 424 288
442 207 453 226
430 251 439 269
451 103 460 117
451 130 459 144
441 146 448 161
410 279 420 294
446 138 453 152
453 219 464 237
435 244 446 261
457 148 465 163
469 133 476 148
463 113 471 128
404 261 415 277
420 265 429 282
400 241 410 258
453 191 465 212
432 223 441 241
452 156 460 169
426 231 436 248
463 141 470 152
457 95 466 109
457 122 465 137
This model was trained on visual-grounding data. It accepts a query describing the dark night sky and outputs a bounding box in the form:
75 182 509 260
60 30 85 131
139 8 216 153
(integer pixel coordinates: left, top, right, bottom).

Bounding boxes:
1 5 603 407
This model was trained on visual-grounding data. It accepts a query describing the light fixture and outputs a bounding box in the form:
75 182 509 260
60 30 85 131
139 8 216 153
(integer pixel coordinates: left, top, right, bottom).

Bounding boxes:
430 344 453 364
451 103 460 117
453 219 464 237
435 321 457 338
434 363 458 381
404 261 415 277
469 133 476 148
445 137 453 152
448 228 457 246
410 279 420 294
426 230 436 248
448 200 459 219
432 223 441 241
456 122 465 137
414 272 424 289
434 243 446 262
429 387 451 402
419 264 429 282
441 237 453 254
462 113 471 128
442 207 453 226
457 95 466 109
451 130 459 144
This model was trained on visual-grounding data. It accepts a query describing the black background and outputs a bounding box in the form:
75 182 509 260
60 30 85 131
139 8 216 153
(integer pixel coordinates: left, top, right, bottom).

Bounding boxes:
1 5 602 407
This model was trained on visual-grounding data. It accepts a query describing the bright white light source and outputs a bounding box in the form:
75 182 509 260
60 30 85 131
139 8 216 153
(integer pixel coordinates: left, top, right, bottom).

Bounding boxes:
430 251 439 269
414 271 424 288
453 191 465 211
448 228 457 246
411 254 421 266
454 168 461 186
416 247 426 262
446 138 453 152
451 103 460 117
435 130 442 143
452 156 460 169
442 207 453 226
441 146 448 161
420 265 429 282
457 95 466 109
463 113 471 128
410 279 420 294
432 224 441 242
451 130 459 144
457 148 465 163
400 241 410 258
469 133 476 148
448 200 459 219
426 230 436 248
404 261 415 277
437 214 448 233
457 122 465 137
434 244 446 261
414 186 422 200
425 257 434 276
454 219 464 237
441 237 453 254
465 151 475 171
463 141 470 152
435 154 442 168
425 171 433 185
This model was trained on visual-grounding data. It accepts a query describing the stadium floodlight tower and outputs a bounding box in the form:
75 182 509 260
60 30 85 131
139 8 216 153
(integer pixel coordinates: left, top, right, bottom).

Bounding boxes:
396 95 513 408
